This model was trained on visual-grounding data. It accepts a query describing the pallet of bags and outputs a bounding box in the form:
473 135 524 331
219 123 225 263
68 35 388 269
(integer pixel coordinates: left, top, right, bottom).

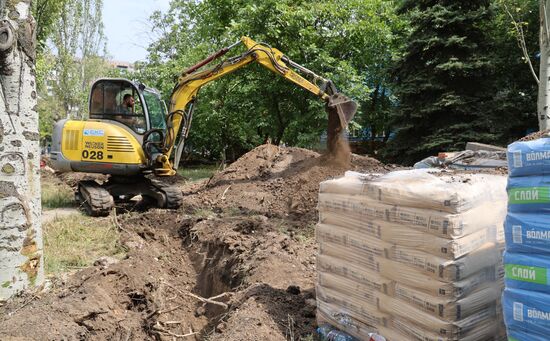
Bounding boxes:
504 136 550 340
316 169 508 341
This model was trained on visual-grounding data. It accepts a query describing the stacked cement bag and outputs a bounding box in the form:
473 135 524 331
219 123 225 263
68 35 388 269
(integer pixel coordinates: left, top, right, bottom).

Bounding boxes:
503 138 550 340
316 169 508 341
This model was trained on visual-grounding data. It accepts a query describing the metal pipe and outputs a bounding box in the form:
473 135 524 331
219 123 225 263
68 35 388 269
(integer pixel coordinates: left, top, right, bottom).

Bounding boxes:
281 56 326 81
183 40 241 75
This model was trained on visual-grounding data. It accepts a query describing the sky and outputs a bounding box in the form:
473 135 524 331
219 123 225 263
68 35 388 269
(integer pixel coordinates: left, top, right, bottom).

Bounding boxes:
103 0 171 63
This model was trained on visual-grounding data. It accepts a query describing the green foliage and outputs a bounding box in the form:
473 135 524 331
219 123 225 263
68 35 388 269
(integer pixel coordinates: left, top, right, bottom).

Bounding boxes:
35 0 113 142
139 0 402 160
32 0 67 51
490 0 538 144
51 0 107 119
386 0 502 164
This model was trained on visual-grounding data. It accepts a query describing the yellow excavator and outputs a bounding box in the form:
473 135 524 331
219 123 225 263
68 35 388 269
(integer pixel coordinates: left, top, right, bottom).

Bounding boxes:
50 37 357 216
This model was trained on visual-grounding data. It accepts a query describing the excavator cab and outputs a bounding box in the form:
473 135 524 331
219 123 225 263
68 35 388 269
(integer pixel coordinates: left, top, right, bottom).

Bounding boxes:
89 79 167 136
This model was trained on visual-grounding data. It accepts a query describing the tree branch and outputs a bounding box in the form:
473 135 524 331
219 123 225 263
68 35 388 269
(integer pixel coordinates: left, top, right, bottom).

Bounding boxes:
502 2 539 84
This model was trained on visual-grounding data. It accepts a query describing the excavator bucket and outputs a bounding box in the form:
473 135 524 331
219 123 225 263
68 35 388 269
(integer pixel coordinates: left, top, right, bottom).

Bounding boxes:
327 94 357 129
325 94 357 155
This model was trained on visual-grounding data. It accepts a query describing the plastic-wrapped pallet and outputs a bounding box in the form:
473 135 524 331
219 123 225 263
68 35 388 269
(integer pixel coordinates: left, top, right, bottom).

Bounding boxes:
503 137 550 341
316 169 507 341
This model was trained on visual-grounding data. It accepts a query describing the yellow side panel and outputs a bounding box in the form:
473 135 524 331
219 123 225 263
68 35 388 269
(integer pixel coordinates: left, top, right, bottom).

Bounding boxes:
61 120 146 165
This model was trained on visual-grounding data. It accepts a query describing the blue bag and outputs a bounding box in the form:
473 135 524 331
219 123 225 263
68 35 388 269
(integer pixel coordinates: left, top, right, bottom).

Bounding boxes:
503 288 550 337
505 213 550 254
508 138 550 177
504 252 550 293
507 176 550 213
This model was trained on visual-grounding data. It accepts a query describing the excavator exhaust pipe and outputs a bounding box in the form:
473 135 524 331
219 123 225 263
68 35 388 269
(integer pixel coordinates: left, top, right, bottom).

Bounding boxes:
326 94 357 155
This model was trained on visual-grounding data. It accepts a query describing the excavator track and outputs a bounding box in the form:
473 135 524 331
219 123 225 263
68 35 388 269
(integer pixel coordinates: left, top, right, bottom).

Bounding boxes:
73 178 183 217
148 179 184 209
76 180 115 217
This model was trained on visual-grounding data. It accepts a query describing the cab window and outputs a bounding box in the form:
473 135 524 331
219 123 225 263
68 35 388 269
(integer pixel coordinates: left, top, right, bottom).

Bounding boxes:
143 90 167 130
90 80 147 134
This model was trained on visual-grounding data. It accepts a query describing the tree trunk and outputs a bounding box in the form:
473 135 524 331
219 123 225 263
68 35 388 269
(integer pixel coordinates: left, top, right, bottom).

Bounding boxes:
0 0 43 300
539 0 550 131
272 96 287 145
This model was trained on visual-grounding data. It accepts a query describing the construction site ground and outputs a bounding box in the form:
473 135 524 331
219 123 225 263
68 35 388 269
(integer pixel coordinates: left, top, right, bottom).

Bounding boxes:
0 144 390 341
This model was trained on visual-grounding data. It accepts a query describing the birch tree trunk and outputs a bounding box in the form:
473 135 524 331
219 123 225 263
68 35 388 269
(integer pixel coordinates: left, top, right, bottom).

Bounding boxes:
0 0 43 300
539 0 550 131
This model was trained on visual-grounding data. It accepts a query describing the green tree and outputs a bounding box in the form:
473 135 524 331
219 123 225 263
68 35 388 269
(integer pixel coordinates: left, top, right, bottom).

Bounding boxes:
140 0 402 160
32 0 67 51
34 0 110 144
52 0 106 119
35 51 61 145
490 0 538 141
386 0 496 165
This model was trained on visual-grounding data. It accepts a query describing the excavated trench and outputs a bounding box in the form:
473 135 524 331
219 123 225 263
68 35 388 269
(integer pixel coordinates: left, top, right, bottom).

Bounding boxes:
0 212 248 341
178 220 245 326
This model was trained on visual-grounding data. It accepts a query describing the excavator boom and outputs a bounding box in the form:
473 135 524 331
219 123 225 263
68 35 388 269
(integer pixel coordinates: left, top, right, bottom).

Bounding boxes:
152 36 357 175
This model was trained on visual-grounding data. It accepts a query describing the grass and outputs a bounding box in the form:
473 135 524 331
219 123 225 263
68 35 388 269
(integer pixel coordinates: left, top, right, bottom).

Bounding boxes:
192 208 216 219
43 213 126 274
297 223 316 242
41 181 76 209
177 164 218 182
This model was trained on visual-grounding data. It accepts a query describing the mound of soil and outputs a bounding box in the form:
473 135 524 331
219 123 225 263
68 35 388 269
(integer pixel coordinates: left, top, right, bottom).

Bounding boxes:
182 144 389 221
519 129 550 141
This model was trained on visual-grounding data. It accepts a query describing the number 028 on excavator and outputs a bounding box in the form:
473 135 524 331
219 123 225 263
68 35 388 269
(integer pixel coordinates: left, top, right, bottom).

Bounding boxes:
50 37 357 216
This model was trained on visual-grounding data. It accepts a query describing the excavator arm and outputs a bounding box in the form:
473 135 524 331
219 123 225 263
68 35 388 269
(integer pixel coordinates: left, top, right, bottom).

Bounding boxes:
148 36 357 176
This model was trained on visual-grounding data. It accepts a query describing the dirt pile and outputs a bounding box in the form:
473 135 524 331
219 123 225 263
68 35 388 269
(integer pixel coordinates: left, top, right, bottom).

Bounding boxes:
519 129 550 141
182 144 389 221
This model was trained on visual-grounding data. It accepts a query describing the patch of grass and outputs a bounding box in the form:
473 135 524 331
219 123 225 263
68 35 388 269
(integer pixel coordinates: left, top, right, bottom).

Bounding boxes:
192 208 216 219
177 164 218 182
297 223 316 241
43 213 126 274
41 181 75 209
276 222 290 235
225 206 242 216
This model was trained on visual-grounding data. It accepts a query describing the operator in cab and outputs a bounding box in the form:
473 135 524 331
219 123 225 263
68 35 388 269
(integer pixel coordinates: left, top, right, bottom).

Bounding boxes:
115 94 145 133
119 94 135 113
